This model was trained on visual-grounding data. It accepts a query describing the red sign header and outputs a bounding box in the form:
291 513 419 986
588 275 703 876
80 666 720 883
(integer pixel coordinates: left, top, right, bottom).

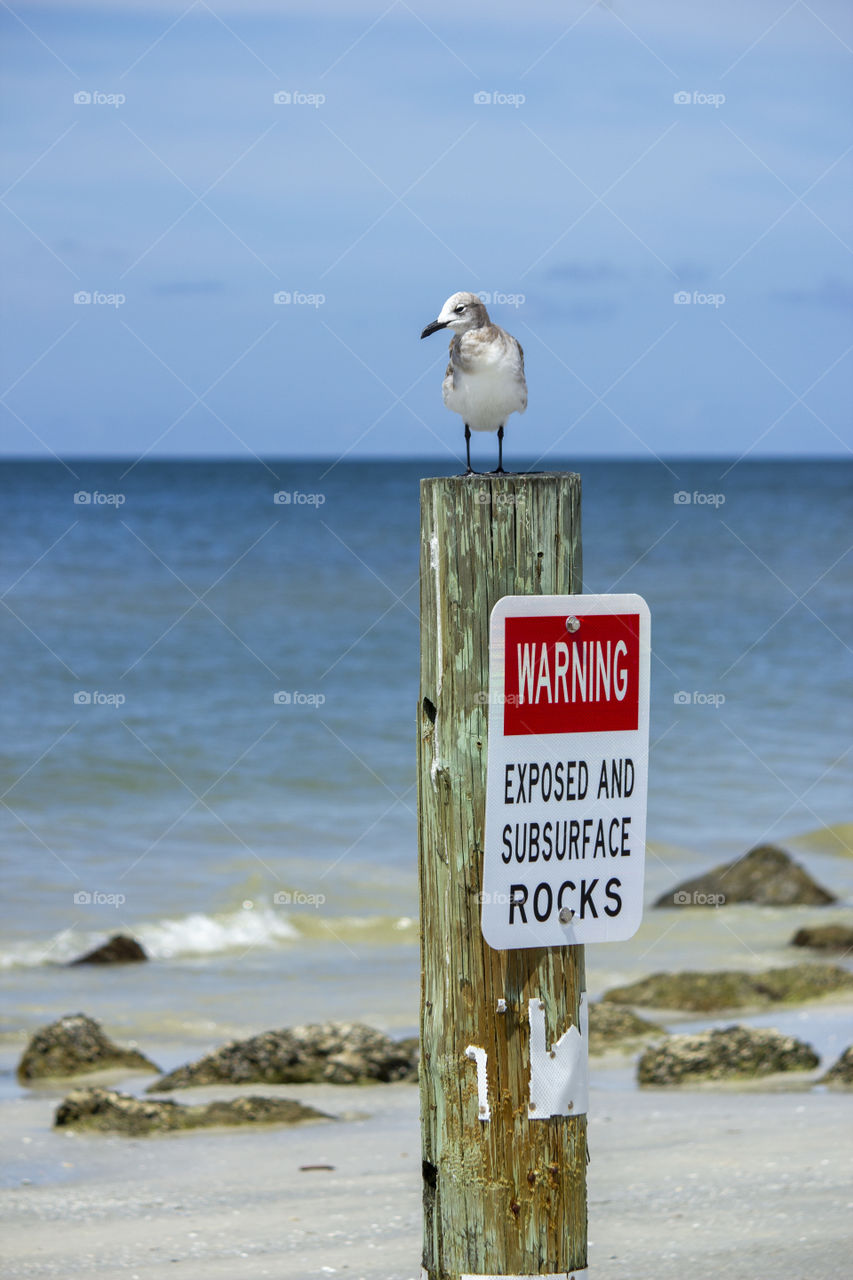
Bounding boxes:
503 613 640 736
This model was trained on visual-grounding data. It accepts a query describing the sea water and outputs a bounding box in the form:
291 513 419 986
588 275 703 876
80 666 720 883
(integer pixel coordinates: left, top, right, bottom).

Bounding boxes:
0 459 850 1071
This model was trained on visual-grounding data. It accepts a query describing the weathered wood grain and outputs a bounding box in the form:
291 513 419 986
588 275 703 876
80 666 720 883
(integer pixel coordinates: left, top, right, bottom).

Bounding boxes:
418 473 586 1279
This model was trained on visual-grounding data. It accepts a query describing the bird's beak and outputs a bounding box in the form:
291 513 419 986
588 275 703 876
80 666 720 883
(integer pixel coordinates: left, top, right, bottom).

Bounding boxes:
420 319 448 339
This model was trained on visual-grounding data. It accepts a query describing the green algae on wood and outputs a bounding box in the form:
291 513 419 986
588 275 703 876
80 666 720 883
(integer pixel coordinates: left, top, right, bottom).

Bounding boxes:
418 474 586 1279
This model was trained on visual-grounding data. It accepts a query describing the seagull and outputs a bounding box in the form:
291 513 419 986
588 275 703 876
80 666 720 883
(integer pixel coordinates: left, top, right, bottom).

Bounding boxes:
420 291 527 474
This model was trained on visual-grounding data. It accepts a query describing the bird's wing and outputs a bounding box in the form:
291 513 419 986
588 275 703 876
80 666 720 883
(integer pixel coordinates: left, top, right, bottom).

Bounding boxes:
442 338 457 398
513 336 528 413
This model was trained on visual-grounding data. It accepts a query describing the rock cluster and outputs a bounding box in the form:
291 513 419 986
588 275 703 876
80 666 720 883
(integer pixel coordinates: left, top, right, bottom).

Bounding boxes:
655 843 836 908
820 1046 853 1087
790 924 853 952
602 963 853 1013
68 934 148 965
587 1002 665 1054
149 1022 419 1092
637 1024 819 1086
17 1014 159 1082
54 1087 332 1135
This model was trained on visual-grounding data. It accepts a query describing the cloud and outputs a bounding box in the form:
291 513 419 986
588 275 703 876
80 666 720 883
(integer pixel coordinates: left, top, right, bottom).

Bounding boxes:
546 261 626 284
38 0 853 42
772 277 853 310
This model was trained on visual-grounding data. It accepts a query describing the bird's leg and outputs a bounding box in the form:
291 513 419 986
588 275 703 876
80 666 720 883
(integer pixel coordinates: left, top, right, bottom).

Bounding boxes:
491 425 506 474
464 424 476 475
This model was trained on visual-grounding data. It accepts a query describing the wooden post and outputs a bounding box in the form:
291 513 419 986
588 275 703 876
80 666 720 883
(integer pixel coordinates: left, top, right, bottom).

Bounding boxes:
418 472 586 1280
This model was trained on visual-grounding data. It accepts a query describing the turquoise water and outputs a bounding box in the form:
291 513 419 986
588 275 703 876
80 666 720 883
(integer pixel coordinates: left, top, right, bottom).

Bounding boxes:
1 459 850 1054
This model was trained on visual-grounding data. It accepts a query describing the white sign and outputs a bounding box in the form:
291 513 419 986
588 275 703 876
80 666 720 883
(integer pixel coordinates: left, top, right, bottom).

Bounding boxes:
481 594 651 949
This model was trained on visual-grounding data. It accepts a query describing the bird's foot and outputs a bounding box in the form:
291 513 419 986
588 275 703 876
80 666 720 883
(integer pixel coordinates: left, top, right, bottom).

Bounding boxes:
464 466 478 476
489 466 507 475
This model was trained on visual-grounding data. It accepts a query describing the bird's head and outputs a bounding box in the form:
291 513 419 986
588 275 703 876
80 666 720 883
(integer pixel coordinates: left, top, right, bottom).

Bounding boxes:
420 291 490 339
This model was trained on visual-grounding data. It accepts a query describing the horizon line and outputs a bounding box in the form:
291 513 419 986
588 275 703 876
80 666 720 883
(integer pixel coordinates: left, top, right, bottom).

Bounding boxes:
2 452 850 465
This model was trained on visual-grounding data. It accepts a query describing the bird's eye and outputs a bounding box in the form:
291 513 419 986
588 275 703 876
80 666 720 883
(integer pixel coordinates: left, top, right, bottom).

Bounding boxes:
454 305 466 313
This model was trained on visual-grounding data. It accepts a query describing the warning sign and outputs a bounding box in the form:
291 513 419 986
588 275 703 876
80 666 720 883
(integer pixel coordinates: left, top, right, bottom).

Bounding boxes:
481 594 651 949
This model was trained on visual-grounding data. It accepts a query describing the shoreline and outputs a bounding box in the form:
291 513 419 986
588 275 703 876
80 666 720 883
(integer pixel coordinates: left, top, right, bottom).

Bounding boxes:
2 812 850 1275
3 989 852 1103
2 1071 851 1279
2 996 851 1276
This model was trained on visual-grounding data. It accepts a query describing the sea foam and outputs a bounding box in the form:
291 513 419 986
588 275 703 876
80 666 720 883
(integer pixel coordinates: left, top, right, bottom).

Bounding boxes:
0 904 300 969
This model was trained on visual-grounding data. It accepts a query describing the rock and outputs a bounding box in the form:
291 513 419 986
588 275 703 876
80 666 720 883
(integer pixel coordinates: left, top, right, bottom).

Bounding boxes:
68 934 148 965
790 924 853 952
149 1022 418 1092
602 963 853 1013
637 1024 819 1086
394 1035 420 1070
655 843 836 908
17 1014 159 1083
587 1002 666 1054
54 1087 332 1135
819 1046 853 1087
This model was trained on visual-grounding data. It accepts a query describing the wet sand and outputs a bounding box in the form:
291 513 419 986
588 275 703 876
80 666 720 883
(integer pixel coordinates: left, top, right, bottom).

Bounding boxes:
2 1061 851 1280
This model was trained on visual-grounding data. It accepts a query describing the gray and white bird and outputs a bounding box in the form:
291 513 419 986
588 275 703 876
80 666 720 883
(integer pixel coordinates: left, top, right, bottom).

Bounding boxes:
420 291 527 474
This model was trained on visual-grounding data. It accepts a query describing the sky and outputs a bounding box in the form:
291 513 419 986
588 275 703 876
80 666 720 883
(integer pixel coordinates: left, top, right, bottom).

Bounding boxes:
1 0 851 463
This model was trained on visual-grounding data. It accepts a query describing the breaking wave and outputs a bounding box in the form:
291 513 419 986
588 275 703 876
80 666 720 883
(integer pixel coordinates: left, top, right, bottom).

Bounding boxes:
0 903 418 969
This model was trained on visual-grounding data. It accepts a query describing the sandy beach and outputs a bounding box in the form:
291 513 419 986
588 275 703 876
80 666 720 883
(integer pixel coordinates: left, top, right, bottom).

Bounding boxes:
2 0 852 1263
3 1024 852 1280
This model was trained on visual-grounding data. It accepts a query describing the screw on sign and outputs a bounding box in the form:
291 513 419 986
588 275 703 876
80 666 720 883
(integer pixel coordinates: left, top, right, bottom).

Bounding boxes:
482 593 651 950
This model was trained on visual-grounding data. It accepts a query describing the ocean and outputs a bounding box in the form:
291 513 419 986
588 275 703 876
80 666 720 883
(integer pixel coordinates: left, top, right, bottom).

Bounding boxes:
1 459 851 1080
